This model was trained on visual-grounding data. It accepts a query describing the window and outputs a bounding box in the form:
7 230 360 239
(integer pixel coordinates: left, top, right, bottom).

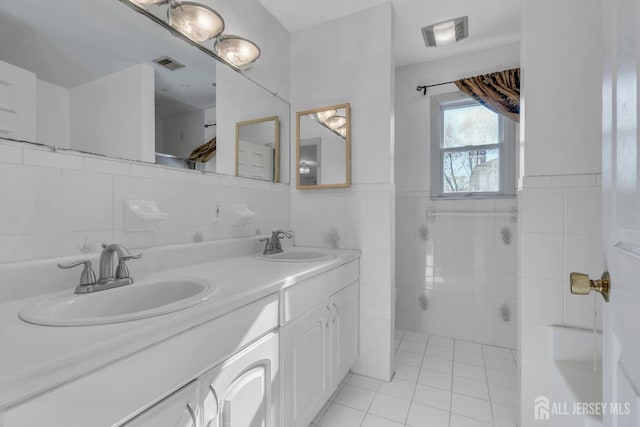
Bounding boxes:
430 92 516 198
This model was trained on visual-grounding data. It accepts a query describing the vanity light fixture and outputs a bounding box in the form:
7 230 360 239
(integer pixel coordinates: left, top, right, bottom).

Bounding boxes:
336 125 347 138
325 115 347 130
168 1 225 42
214 35 261 68
421 16 468 47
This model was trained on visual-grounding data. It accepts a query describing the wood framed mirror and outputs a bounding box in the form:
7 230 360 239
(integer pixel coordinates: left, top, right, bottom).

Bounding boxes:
235 116 280 182
296 103 351 189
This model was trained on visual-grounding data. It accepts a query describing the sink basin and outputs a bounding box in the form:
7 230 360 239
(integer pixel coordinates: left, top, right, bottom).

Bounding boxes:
19 278 215 326
254 249 336 262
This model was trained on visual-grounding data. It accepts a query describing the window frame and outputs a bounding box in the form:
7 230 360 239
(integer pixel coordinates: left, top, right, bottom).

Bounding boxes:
430 91 516 199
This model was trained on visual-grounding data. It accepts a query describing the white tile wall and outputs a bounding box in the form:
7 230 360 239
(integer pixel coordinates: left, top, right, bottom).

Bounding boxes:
291 183 395 381
518 173 603 425
0 139 290 263
396 192 518 349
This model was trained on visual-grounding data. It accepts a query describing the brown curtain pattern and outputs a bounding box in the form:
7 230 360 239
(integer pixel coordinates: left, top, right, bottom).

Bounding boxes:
454 68 520 123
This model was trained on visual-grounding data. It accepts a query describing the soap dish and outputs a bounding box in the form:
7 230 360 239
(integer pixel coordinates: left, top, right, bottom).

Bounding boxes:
125 200 169 232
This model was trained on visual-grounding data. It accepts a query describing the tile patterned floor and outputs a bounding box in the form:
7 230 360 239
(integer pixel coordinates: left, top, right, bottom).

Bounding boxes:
310 330 519 427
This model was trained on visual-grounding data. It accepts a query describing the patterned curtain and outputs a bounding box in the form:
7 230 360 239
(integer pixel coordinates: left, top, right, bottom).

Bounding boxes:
454 68 520 123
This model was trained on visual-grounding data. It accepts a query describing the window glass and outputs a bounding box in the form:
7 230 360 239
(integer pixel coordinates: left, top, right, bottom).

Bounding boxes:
443 105 499 148
442 148 500 193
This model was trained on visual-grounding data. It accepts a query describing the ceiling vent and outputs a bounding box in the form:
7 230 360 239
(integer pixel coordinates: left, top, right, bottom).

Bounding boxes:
153 56 186 71
422 16 468 47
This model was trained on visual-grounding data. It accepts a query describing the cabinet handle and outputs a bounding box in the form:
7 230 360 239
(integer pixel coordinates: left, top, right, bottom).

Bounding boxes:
332 302 339 324
323 305 331 328
186 403 197 427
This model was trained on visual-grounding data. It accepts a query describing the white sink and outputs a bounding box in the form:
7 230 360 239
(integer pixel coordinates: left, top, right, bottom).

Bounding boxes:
254 249 336 262
19 278 215 326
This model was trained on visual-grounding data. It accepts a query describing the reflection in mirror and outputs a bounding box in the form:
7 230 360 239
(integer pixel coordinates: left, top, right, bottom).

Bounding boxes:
296 103 351 189
235 116 280 182
0 0 289 182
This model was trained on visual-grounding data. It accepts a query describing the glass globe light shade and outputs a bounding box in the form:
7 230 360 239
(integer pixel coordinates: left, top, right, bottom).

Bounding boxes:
214 35 261 67
325 115 346 130
317 109 337 122
168 1 225 42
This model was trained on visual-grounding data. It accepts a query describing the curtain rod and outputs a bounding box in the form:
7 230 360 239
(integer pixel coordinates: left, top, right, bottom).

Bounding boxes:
416 80 457 96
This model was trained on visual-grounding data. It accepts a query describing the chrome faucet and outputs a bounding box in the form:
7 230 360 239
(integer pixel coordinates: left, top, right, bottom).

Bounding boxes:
58 243 142 294
259 230 294 255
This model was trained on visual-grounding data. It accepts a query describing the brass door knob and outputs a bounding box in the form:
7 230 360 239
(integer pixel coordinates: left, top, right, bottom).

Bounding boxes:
570 271 610 302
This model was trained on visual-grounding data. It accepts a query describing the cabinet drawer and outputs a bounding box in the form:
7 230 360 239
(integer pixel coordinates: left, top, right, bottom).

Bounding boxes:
281 260 358 325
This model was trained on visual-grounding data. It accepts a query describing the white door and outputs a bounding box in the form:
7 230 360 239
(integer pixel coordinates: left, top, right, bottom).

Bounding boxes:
602 0 640 424
122 381 198 427
202 333 279 427
331 282 359 387
0 60 36 142
282 303 332 427
238 140 274 180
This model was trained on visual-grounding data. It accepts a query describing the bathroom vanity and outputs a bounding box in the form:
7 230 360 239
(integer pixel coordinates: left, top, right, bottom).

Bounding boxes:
0 238 360 427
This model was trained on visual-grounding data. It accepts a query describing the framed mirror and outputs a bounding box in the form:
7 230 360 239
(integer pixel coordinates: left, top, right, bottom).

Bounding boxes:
235 116 280 182
296 103 351 189
0 0 290 183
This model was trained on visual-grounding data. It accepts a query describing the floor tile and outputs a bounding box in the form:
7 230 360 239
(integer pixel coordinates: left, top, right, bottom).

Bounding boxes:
403 331 429 344
449 413 492 427
425 345 454 360
482 344 514 360
318 402 366 427
406 401 450 427
399 339 427 354
422 355 453 374
452 376 489 400
396 349 423 367
333 384 376 411
451 393 493 423
367 393 411 423
455 340 483 354
486 369 517 388
454 349 484 367
348 374 383 391
453 362 486 381
428 335 454 349
485 355 517 374
395 363 421 382
418 368 452 390
361 413 404 427
493 402 519 426
489 383 518 407
412 384 451 411
378 377 417 401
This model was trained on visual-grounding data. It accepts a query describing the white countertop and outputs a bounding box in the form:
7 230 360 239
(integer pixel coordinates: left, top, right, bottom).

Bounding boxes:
0 248 360 410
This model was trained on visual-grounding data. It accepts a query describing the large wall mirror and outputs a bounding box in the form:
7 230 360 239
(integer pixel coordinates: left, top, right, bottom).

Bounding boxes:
236 116 280 182
296 103 351 189
0 0 289 183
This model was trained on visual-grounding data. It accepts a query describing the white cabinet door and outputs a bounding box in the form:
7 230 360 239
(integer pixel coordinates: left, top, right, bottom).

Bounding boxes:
202 332 279 427
122 381 198 427
0 60 36 142
282 303 332 427
330 281 359 387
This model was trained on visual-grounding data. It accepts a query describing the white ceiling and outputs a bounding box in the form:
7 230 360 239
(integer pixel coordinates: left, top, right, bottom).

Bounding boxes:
257 0 521 66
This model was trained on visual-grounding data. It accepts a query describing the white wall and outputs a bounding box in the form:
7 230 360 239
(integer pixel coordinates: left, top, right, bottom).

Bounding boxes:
394 44 521 348
519 0 603 425
161 110 206 158
0 138 290 265
36 79 70 149
290 3 395 381
70 64 155 162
